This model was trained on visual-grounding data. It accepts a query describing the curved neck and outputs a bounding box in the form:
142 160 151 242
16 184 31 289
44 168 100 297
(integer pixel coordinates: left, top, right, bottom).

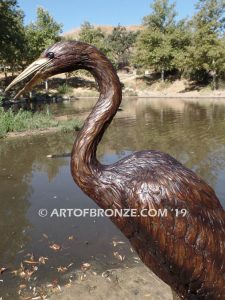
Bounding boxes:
71 47 122 189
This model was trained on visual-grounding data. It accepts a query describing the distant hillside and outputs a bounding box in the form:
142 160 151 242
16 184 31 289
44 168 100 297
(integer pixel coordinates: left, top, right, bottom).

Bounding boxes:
63 25 143 39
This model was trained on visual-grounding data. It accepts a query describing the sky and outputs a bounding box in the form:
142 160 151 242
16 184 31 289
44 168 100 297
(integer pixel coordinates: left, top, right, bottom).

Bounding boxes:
18 0 197 33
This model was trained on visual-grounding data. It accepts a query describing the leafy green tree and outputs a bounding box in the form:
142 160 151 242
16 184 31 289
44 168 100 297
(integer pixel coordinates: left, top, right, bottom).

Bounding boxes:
24 7 62 63
106 25 138 69
78 21 107 53
170 19 192 77
135 29 172 80
143 0 176 30
134 0 191 81
0 0 26 76
187 0 225 88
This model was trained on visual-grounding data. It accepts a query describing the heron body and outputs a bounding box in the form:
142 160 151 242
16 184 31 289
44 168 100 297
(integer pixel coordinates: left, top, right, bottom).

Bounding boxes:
6 41 225 299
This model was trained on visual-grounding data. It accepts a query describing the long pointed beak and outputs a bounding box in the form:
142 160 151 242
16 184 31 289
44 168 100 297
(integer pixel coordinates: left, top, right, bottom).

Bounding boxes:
5 58 51 98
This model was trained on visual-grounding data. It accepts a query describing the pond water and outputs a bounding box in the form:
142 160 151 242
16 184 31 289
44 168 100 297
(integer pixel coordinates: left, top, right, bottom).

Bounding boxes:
0 97 225 299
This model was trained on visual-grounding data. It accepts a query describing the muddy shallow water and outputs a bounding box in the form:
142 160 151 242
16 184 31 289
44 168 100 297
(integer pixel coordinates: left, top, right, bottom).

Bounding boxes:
0 97 225 299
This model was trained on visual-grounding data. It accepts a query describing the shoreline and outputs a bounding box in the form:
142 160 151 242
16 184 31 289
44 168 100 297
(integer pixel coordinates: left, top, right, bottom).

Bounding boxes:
3 127 62 139
76 95 225 99
49 265 173 300
2 95 225 140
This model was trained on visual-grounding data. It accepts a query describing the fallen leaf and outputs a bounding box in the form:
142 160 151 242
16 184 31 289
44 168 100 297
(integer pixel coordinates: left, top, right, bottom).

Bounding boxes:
23 260 40 265
0 267 7 274
81 263 91 271
57 266 68 273
112 241 125 247
19 271 27 279
38 256 48 264
14 265 38 280
49 243 61 251
19 284 27 289
80 274 87 281
133 256 140 261
113 251 125 261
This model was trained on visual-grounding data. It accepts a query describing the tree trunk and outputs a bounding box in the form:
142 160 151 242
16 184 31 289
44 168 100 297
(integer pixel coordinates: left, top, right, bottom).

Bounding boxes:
212 71 217 90
45 80 49 93
161 68 165 82
212 59 217 90
65 72 69 86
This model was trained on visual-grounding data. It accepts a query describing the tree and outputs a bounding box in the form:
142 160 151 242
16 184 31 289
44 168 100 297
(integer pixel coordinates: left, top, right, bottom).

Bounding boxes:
134 0 192 81
143 0 176 31
135 30 172 81
187 0 225 88
0 0 26 76
170 19 192 78
134 0 188 81
106 25 138 69
78 22 107 53
24 7 62 63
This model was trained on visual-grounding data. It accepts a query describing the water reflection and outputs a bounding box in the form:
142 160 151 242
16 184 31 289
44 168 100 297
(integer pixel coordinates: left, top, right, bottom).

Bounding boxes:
0 97 225 298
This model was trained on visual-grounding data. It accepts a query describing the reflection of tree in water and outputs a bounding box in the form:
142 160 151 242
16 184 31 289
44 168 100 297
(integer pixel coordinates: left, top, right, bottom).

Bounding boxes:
28 132 74 181
0 132 73 263
0 140 32 265
98 100 225 190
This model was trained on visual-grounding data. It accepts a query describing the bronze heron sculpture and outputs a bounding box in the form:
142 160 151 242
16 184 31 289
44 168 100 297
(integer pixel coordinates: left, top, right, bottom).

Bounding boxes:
6 41 225 299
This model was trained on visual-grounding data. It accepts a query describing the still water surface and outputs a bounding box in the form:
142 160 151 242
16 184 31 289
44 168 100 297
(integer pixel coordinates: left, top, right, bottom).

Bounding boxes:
0 97 225 298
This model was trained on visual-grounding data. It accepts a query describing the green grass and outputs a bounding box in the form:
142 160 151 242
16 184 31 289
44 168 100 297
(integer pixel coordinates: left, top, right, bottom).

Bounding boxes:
0 108 81 138
0 95 3 106
60 118 81 133
57 83 73 95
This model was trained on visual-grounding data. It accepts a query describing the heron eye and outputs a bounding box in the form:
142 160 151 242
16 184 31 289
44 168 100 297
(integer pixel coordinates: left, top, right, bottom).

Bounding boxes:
47 52 54 59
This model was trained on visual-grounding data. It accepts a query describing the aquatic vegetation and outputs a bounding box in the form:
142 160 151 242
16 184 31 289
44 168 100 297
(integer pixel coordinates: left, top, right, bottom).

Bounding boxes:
0 108 81 138
57 83 73 95
60 118 81 133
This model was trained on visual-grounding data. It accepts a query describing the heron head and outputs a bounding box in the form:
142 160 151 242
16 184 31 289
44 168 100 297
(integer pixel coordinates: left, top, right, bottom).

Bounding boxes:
5 41 90 99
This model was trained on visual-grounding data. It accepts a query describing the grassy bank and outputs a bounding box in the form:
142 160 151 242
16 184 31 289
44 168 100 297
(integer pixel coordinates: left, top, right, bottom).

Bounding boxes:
0 108 81 138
